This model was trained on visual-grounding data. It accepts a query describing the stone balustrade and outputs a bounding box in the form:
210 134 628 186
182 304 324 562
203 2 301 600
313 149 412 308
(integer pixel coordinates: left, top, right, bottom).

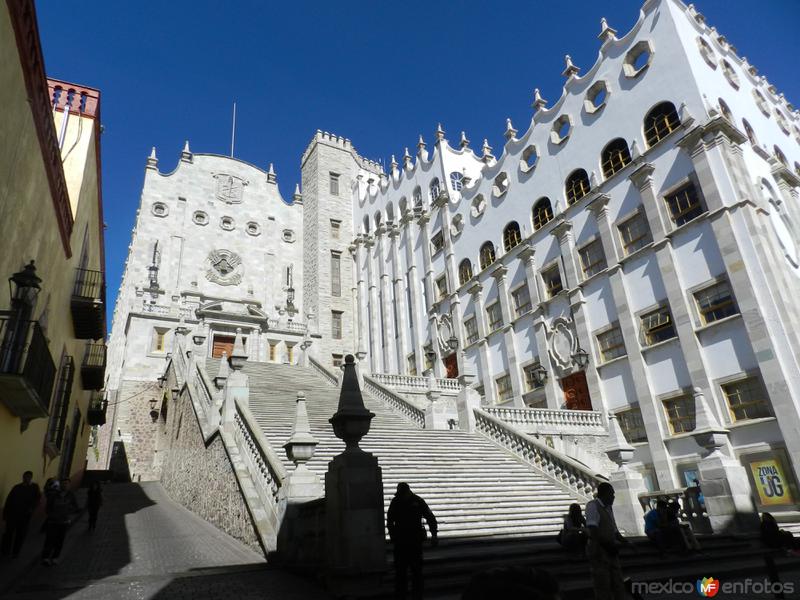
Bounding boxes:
363 376 425 429
474 408 605 500
309 356 339 387
267 318 307 334
484 406 605 435
371 373 460 393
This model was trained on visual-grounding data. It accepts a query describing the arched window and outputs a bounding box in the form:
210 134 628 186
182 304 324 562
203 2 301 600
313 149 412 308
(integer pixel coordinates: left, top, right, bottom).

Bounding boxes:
398 197 408 217
458 259 473 286
374 211 382 228
503 222 522 252
565 169 591 205
479 242 496 270
601 138 632 178
718 99 733 122
413 186 423 210
774 146 788 167
644 102 680 147
429 178 441 202
450 171 464 191
532 197 554 231
742 119 758 147
362 215 370 234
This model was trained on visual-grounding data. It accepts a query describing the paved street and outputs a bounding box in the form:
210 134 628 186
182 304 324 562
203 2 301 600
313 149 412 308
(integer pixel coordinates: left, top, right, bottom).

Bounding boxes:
2 482 331 599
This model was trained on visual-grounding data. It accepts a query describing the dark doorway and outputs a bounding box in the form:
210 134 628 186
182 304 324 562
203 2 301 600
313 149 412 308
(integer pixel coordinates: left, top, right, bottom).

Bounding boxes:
212 335 235 358
560 371 592 410
443 353 458 379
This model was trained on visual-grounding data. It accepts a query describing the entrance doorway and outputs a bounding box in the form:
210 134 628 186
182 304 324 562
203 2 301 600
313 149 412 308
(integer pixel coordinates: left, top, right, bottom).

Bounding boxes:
560 371 592 410
212 335 242 358
443 353 458 379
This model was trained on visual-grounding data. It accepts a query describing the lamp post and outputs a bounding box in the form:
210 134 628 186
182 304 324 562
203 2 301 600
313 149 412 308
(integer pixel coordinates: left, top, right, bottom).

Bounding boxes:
4 261 42 373
572 346 589 370
532 363 549 387
148 398 159 422
8 261 42 310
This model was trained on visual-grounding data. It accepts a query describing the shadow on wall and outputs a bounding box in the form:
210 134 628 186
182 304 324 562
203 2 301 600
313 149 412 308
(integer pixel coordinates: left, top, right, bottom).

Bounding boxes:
109 441 132 482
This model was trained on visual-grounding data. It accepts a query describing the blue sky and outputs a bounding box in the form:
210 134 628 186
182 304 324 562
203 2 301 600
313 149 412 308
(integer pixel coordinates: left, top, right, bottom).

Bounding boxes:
36 0 799 321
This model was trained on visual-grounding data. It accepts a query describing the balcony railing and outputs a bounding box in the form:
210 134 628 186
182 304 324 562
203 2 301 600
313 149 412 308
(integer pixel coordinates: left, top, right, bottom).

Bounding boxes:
81 342 106 390
0 316 56 419
87 393 108 426
71 268 105 340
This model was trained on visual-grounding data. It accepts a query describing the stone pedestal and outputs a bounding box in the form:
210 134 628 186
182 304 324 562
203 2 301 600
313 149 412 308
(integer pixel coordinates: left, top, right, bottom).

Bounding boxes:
424 389 449 430
697 451 759 533
456 374 480 432
221 369 248 427
609 469 647 536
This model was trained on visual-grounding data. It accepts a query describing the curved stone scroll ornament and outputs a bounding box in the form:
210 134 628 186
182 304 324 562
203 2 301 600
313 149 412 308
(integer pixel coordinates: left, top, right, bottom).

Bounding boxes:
435 313 455 354
205 249 244 286
547 317 577 374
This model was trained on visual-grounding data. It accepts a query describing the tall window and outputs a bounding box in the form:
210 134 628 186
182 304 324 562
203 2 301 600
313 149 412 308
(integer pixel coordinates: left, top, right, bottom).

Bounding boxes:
663 394 695 434
47 355 74 449
331 311 343 339
407 353 417 376
430 231 444 254
601 138 632 178
479 242 496 270
742 119 758 146
435 275 448 300
597 324 626 362
579 239 607 278
565 169 591 205
723 377 770 421
429 178 441 202
644 102 680 147
486 302 503 331
329 172 340 196
331 252 341 297
617 407 647 443
458 259 473 286
465 316 479 345
542 265 563 298
618 210 652 255
330 219 341 239
640 305 676 346
269 343 277 362
496 374 513 404
287 345 294 364
450 171 464 191
532 197 553 231
413 187 423 209
502 222 522 252
511 285 532 318
523 363 544 392
664 182 705 226
694 280 737 324
153 328 168 353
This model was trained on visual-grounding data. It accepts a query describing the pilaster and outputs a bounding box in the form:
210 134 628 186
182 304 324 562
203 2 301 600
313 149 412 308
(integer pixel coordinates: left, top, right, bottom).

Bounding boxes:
389 225 409 374
491 264 524 406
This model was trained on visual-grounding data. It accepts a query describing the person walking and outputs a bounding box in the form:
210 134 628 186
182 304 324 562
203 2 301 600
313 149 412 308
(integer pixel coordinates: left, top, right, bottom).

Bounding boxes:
585 482 630 600
87 482 103 532
41 478 79 566
386 482 438 600
1 471 41 558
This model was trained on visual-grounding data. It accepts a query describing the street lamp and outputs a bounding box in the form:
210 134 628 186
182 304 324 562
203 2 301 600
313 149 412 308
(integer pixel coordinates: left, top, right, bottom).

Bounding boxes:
8 261 42 307
572 346 590 369
424 345 436 365
148 398 159 422
532 363 549 387
447 335 458 352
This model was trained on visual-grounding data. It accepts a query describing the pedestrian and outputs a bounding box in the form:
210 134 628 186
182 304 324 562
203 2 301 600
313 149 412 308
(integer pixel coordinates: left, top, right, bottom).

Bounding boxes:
41 478 79 566
386 482 438 600
761 512 800 552
585 482 631 600
1 471 41 558
557 503 588 554
87 482 103 532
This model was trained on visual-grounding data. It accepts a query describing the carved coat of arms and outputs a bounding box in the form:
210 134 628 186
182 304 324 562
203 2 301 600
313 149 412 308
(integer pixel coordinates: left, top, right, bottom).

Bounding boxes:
206 249 243 286
214 174 247 204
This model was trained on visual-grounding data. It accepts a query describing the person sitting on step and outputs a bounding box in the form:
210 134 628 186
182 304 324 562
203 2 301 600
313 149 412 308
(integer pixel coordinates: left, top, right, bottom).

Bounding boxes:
761 512 800 554
557 502 588 554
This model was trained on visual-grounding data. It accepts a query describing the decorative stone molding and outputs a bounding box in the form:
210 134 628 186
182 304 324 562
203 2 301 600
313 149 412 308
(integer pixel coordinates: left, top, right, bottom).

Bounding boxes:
547 317 577 374
205 249 243 286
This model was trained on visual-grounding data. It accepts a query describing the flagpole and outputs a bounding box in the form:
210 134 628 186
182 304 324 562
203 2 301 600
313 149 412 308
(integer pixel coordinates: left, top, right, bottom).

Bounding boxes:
230 101 237 157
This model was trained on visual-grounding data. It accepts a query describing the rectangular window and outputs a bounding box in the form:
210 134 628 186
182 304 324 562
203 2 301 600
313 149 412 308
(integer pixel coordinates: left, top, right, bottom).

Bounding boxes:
330 219 341 239
663 394 696 434
465 316 479 345
331 252 341 297
486 302 503 331
431 231 444 255
723 377 771 421
665 182 705 226
617 407 647 443
269 343 277 362
331 311 343 339
496 374 513 404
153 328 168 353
287 345 294 364
423 349 433 371
435 274 448 300
640 305 676 346
523 363 544 392
332 354 343 368
579 239 607 278
329 172 340 196
407 353 417 376
694 280 737 325
511 285 532 318
597 323 626 362
47 355 74 449
618 210 652 255
542 265 563 298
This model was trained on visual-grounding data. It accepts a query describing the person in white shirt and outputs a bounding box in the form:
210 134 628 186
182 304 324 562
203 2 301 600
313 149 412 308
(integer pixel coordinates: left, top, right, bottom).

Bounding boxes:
585 482 630 600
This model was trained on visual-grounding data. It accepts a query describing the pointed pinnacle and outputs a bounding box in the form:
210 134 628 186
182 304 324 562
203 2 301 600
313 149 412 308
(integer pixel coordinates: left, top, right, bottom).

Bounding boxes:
481 139 493 157
562 54 580 78
504 118 518 141
532 88 547 110
459 131 470 149
149 146 157 160
435 123 445 142
417 135 426 151
599 17 618 41
390 154 398 170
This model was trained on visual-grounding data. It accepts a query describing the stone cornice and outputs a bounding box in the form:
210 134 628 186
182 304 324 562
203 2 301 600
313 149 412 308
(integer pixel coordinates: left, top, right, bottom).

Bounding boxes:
629 162 655 192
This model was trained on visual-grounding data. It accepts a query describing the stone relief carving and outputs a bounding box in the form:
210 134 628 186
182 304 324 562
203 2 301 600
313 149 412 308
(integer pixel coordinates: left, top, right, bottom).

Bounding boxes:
547 317 577 374
213 173 248 204
435 313 455 354
205 249 243 286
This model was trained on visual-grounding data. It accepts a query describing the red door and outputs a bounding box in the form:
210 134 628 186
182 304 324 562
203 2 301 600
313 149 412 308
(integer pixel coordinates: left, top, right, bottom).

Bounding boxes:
444 353 459 379
212 335 235 358
560 371 592 410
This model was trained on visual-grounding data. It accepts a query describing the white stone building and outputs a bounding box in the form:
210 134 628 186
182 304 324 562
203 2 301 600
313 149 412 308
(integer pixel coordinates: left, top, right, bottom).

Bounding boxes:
100 0 800 517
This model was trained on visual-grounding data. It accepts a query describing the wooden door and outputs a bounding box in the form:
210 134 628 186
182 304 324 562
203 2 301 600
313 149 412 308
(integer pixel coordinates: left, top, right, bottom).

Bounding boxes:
212 335 235 359
560 371 592 410
444 353 458 379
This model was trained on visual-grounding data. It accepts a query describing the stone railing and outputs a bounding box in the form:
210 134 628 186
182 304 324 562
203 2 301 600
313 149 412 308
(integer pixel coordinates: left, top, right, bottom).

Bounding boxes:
267 319 307 335
474 408 606 500
309 356 339 387
363 376 425 429
141 302 170 315
193 362 215 409
484 407 606 435
371 373 460 393
233 399 288 551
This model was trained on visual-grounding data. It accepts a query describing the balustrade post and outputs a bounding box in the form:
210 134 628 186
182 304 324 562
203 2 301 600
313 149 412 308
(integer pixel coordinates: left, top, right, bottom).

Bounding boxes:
605 413 646 535
222 329 249 428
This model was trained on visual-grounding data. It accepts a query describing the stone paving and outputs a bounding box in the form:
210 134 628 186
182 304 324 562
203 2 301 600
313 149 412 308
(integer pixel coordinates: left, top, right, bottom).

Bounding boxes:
2 482 332 600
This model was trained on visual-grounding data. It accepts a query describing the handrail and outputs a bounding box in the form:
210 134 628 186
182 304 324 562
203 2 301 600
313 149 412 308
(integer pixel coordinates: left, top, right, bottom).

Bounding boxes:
474 408 606 500
363 375 425 429
484 406 605 433
193 361 215 408
309 356 339 387
371 372 460 392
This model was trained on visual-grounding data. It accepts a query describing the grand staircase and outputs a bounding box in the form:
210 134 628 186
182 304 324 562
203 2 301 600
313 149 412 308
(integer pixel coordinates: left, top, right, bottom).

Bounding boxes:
214 360 579 540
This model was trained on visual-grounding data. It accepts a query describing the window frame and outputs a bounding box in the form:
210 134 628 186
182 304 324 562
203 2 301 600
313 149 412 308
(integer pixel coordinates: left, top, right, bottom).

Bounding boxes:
511 283 532 318
479 242 496 270
532 198 554 231
565 169 591 205
644 102 680 147
486 301 503 332
458 259 473 286
617 208 652 256
615 406 647 444
596 322 626 363
464 315 479 345
330 251 342 297
541 264 563 298
329 172 340 196
330 219 341 239
578 238 607 279
331 310 343 340
693 279 738 325
721 375 771 422
639 304 677 347
495 373 513 404
663 179 706 227
662 392 696 435
502 222 522 252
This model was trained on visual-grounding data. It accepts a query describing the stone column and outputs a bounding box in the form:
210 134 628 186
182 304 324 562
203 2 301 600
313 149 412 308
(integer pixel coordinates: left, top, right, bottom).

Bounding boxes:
376 225 396 372
629 163 669 240
468 281 495 405
389 225 409 374
417 210 434 314
352 238 369 359
364 237 382 373
491 264 524 406
456 373 481 432
402 213 424 375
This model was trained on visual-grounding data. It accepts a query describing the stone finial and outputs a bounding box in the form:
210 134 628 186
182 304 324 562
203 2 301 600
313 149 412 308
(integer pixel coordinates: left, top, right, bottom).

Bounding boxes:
590 171 599 188
175 316 189 336
504 118 518 142
598 17 618 42
229 328 248 371
293 183 303 204
435 123 446 144
267 163 277 184
417 135 428 160
403 147 413 169
481 139 494 163
214 351 230 389
532 88 547 111
690 387 730 457
180 140 192 163
284 392 319 467
390 155 399 178
146 146 158 170
329 355 375 451
605 412 636 470
562 55 580 78
630 139 641 160
459 131 470 149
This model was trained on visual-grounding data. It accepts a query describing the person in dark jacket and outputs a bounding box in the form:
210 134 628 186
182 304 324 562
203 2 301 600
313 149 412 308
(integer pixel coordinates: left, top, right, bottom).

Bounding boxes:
41 478 79 565
386 482 438 600
2 471 41 558
761 512 800 551
557 503 588 553
87 482 103 532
